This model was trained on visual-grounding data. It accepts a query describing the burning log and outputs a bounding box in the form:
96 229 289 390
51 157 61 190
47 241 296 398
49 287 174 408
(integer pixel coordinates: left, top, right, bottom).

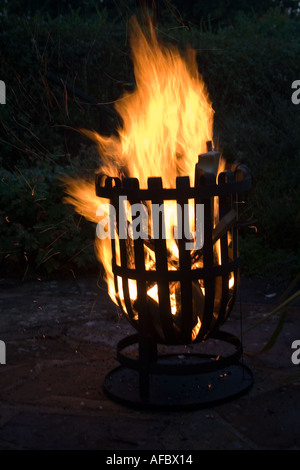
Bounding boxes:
213 209 237 244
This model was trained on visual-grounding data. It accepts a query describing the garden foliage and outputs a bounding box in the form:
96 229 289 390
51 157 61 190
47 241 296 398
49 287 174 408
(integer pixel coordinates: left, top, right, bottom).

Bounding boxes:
0 3 299 281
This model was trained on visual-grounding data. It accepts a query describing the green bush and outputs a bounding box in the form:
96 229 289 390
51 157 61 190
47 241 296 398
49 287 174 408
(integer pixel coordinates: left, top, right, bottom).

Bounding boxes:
0 9 129 277
0 146 98 277
0 8 299 281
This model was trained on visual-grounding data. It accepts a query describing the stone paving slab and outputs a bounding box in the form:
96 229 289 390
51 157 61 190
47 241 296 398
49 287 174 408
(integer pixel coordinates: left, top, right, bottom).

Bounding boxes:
0 275 299 450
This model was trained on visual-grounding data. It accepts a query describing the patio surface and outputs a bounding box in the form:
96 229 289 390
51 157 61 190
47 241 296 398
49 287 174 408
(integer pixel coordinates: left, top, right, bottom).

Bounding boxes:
0 273 299 450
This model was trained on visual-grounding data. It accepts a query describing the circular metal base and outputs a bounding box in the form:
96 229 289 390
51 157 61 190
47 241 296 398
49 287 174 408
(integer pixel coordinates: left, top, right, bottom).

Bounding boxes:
103 353 253 411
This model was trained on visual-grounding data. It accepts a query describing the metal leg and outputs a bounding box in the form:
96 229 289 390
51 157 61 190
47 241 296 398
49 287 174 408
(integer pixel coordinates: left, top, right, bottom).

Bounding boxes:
138 333 157 399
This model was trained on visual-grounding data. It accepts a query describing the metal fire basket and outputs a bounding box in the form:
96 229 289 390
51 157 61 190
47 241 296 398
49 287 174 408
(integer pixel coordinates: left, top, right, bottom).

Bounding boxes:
96 154 253 409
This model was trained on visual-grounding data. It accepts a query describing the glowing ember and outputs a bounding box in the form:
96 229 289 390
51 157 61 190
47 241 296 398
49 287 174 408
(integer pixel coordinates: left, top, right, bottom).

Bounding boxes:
63 16 234 338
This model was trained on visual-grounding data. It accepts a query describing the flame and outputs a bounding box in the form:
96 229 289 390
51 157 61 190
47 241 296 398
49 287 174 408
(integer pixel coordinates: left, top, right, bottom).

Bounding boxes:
229 272 235 289
79 17 214 187
64 16 232 340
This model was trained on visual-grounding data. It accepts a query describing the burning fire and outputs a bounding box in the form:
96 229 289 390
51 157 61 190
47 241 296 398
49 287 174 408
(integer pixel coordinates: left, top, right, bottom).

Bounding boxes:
64 16 233 340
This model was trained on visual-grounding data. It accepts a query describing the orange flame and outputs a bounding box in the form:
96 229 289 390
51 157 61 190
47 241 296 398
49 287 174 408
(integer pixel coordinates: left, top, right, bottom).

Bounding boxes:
64 16 230 333
80 17 214 186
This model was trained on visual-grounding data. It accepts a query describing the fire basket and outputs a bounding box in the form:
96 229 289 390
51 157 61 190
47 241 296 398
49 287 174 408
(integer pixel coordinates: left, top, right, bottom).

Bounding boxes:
95 143 253 410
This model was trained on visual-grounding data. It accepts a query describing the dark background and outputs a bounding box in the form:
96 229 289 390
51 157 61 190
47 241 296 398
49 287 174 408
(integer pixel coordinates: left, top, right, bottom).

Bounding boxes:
0 0 299 286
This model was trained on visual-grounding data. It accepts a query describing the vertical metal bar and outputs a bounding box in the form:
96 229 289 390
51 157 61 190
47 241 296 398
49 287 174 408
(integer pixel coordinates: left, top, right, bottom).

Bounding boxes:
199 172 216 336
214 171 233 330
124 177 157 399
176 176 193 343
148 177 174 343
229 167 247 316
114 183 135 322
